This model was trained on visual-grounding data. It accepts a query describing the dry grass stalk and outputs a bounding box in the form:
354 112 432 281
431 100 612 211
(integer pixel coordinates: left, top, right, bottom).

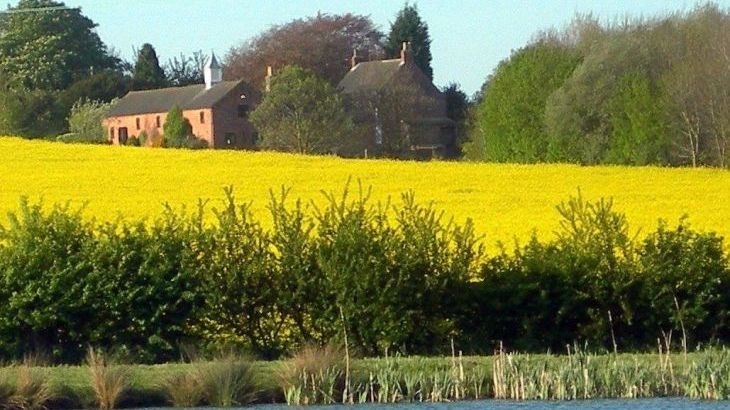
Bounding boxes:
9 361 52 410
86 348 127 410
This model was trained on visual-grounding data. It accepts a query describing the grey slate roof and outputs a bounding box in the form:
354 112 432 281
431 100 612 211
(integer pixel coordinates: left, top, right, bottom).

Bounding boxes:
107 80 242 117
337 59 402 94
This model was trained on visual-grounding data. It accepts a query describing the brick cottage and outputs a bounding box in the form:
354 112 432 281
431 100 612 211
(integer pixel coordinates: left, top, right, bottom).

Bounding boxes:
104 53 259 148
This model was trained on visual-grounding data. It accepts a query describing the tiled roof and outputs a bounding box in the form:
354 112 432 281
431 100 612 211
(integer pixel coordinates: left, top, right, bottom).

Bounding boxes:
337 59 403 94
107 80 242 117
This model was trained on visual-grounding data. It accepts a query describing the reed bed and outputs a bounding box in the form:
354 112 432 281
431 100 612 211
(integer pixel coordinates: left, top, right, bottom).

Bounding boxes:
0 350 726 408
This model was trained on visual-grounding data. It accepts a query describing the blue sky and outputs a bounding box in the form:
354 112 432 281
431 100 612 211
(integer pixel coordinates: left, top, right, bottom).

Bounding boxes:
59 0 722 95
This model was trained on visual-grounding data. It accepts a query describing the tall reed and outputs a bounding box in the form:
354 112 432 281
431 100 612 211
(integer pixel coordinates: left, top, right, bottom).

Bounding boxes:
86 348 127 410
8 361 52 410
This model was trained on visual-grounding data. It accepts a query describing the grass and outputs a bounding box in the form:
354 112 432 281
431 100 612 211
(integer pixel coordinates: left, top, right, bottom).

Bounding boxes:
86 348 127 410
3 137 730 251
0 350 725 408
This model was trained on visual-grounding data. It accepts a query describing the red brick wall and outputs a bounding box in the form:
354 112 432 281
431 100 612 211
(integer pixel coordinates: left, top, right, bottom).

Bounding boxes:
104 109 215 146
210 81 260 149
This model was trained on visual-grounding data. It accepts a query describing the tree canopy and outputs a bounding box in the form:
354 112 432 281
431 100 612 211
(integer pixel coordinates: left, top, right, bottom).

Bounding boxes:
224 13 383 88
385 3 433 79
466 4 730 168
132 43 168 90
0 0 117 91
250 65 353 154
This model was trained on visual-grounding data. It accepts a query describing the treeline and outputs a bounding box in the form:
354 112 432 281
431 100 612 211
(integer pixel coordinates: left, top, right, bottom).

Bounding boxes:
0 187 727 363
465 3 730 167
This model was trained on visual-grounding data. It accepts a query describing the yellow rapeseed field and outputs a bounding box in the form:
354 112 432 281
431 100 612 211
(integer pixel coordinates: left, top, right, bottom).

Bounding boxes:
1 136 730 249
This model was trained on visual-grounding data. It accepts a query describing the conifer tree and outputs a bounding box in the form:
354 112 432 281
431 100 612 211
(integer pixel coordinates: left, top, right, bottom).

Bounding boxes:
132 43 168 90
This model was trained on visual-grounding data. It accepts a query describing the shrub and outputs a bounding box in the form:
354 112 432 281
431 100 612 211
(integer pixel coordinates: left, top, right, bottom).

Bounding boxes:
67 99 116 144
86 348 127 410
637 219 730 344
196 353 255 407
10 362 53 410
162 106 207 149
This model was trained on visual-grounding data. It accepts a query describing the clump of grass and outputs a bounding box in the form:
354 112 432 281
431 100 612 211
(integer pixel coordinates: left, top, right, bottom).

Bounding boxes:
9 361 52 410
277 343 344 405
196 353 256 407
0 370 13 408
160 370 205 407
87 347 127 410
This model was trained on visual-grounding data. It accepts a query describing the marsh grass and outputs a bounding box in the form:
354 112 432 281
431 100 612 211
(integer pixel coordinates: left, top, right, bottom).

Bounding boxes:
277 344 345 406
8 361 53 410
196 353 256 407
160 371 204 407
87 348 128 410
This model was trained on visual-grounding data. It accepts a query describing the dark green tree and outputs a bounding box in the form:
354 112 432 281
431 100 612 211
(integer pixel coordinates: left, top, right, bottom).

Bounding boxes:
132 43 168 90
250 65 353 154
442 82 470 155
162 105 193 147
385 3 433 79
0 0 117 91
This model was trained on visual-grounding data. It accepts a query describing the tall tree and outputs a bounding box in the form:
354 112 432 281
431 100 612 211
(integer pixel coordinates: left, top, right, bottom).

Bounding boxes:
465 40 580 162
0 0 117 90
385 3 433 79
224 13 383 89
132 43 168 90
250 65 353 154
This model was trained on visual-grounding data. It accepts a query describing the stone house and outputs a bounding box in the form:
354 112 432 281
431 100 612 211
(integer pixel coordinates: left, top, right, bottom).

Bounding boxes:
104 53 259 148
336 43 456 158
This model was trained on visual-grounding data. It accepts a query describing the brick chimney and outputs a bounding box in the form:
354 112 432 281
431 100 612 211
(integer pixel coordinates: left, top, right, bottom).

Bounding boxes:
400 42 410 65
265 66 273 92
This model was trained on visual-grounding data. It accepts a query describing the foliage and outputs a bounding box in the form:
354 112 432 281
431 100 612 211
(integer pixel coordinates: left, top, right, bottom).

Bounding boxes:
465 39 581 162
0 183 728 361
470 5 730 168
0 87 65 137
165 51 205 87
65 99 116 144
162 106 206 149
224 13 383 88
385 3 433 79
0 0 118 91
132 43 168 91
59 70 130 109
250 65 353 154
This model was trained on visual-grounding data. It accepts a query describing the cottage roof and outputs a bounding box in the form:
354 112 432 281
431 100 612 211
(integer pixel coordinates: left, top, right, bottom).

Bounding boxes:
107 80 243 117
337 59 403 94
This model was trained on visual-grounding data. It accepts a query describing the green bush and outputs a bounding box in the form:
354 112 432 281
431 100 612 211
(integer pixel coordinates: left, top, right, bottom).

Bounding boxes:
66 99 116 144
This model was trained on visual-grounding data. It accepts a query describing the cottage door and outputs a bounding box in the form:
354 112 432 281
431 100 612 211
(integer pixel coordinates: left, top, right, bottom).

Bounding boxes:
118 127 129 145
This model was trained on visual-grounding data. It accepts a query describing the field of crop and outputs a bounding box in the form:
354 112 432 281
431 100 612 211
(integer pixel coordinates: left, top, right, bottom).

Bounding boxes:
2 136 730 249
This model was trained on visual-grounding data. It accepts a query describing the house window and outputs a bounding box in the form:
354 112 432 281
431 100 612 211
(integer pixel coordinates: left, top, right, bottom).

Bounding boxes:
136 118 140 130
110 127 115 140
118 127 128 145
200 111 205 123
156 116 160 128
237 104 249 118
224 133 235 146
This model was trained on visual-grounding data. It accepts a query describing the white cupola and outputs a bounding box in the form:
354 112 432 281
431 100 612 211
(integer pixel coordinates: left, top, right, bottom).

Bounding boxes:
204 51 222 90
